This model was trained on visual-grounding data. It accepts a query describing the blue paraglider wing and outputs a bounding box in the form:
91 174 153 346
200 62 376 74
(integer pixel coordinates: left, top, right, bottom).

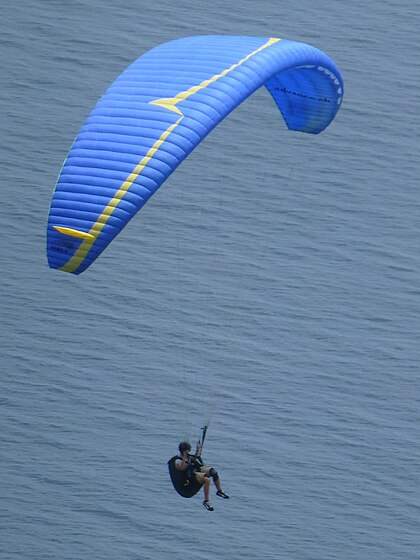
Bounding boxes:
47 36 343 274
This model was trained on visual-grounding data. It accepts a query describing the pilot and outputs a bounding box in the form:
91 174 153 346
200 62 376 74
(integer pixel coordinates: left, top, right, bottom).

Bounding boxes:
175 441 229 511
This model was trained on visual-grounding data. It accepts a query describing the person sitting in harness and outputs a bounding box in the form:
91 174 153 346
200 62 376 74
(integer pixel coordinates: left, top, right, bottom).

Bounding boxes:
175 441 230 511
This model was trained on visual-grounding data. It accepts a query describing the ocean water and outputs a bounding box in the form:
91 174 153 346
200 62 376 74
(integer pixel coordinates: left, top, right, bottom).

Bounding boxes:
1 1 419 559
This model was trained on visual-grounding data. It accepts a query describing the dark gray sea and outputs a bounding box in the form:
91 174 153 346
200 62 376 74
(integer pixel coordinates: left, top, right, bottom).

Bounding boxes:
1 1 419 559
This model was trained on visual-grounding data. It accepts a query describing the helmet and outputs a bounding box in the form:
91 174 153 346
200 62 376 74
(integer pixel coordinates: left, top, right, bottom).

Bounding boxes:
179 441 191 453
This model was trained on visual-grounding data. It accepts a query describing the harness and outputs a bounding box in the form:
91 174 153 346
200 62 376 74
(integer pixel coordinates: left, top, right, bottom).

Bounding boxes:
167 455 204 498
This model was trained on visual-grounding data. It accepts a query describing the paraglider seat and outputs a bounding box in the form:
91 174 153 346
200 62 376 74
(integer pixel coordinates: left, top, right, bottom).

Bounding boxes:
168 456 203 498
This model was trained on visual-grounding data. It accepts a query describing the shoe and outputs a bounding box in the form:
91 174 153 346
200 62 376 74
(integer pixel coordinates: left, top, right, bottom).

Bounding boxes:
203 500 214 511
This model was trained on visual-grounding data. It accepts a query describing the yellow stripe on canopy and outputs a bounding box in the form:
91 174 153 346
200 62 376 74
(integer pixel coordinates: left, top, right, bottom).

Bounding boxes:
53 226 95 240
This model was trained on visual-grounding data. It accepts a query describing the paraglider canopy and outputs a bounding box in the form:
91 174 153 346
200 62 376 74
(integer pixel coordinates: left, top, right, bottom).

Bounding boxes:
47 35 344 274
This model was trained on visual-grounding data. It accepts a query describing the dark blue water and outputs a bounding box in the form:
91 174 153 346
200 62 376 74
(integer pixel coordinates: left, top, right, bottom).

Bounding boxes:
1 1 419 559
